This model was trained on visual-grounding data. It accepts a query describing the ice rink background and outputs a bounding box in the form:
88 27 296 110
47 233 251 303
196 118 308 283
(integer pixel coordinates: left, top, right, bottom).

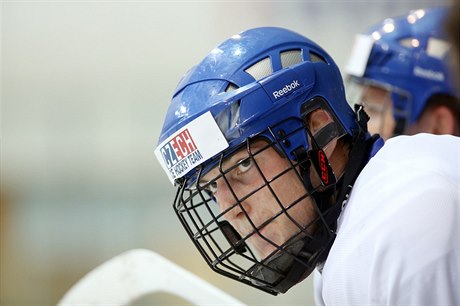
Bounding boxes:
1 0 452 305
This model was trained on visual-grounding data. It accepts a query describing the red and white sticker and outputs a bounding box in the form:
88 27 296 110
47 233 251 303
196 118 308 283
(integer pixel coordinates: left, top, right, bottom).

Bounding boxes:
155 112 229 185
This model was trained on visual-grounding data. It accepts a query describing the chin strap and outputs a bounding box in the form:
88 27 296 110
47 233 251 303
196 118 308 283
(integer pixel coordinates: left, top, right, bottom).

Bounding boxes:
318 105 376 244
313 105 383 266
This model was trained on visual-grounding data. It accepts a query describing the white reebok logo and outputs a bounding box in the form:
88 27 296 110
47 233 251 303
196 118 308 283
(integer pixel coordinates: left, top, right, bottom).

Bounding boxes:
272 80 300 99
413 66 444 82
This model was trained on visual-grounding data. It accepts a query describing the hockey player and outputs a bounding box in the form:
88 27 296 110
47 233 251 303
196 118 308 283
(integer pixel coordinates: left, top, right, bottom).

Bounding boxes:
345 7 460 140
155 27 459 305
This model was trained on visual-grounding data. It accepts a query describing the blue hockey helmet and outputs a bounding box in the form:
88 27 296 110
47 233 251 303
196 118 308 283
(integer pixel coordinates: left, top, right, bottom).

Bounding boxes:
346 7 459 137
158 27 359 184
155 27 370 295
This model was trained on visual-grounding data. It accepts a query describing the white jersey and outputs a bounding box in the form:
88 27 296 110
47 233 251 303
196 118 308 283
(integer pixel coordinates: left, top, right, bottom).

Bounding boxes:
314 133 460 306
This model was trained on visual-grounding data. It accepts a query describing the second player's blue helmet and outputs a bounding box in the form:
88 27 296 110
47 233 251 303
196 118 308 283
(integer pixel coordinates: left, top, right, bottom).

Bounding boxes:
345 6 459 137
155 27 372 295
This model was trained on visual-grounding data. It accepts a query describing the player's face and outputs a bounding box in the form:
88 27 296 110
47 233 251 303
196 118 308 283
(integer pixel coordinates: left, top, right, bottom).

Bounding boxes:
360 85 396 141
199 140 316 260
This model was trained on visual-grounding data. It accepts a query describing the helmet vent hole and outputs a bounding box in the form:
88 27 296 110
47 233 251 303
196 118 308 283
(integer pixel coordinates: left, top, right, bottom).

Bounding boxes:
427 37 451 59
244 57 272 81
281 49 303 68
399 37 420 49
309 51 327 64
225 83 239 92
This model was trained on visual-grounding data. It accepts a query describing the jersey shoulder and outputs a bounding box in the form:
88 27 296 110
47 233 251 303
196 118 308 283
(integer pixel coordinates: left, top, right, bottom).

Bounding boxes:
370 133 460 182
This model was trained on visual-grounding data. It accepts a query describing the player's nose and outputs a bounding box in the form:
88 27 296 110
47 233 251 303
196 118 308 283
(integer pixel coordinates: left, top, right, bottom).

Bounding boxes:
214 179 245 221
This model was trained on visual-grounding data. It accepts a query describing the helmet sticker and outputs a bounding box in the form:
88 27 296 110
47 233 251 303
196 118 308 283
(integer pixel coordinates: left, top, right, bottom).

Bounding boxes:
345 34 374 77
155 111 229 185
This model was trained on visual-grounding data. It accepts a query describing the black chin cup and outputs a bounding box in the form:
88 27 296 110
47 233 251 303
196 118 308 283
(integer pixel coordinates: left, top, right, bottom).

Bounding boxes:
249 238 306 293
248 225 335 294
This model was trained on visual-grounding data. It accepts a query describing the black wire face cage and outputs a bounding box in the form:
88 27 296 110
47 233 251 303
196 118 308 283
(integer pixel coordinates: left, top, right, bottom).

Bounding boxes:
172 117 338 295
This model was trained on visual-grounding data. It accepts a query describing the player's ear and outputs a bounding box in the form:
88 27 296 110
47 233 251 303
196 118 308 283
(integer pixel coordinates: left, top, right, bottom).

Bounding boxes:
307 108 335 135
431 105 456 135
306 108 339 158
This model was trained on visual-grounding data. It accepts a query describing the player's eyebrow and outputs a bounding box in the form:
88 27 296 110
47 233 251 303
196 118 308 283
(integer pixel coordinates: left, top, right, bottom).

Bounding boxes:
198 149 248 186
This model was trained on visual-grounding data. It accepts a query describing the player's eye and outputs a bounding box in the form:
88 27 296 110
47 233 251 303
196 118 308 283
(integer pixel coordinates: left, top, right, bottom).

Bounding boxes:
200 180 218 194
208 181 218 194
236 158 252 175
197 177 218 195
